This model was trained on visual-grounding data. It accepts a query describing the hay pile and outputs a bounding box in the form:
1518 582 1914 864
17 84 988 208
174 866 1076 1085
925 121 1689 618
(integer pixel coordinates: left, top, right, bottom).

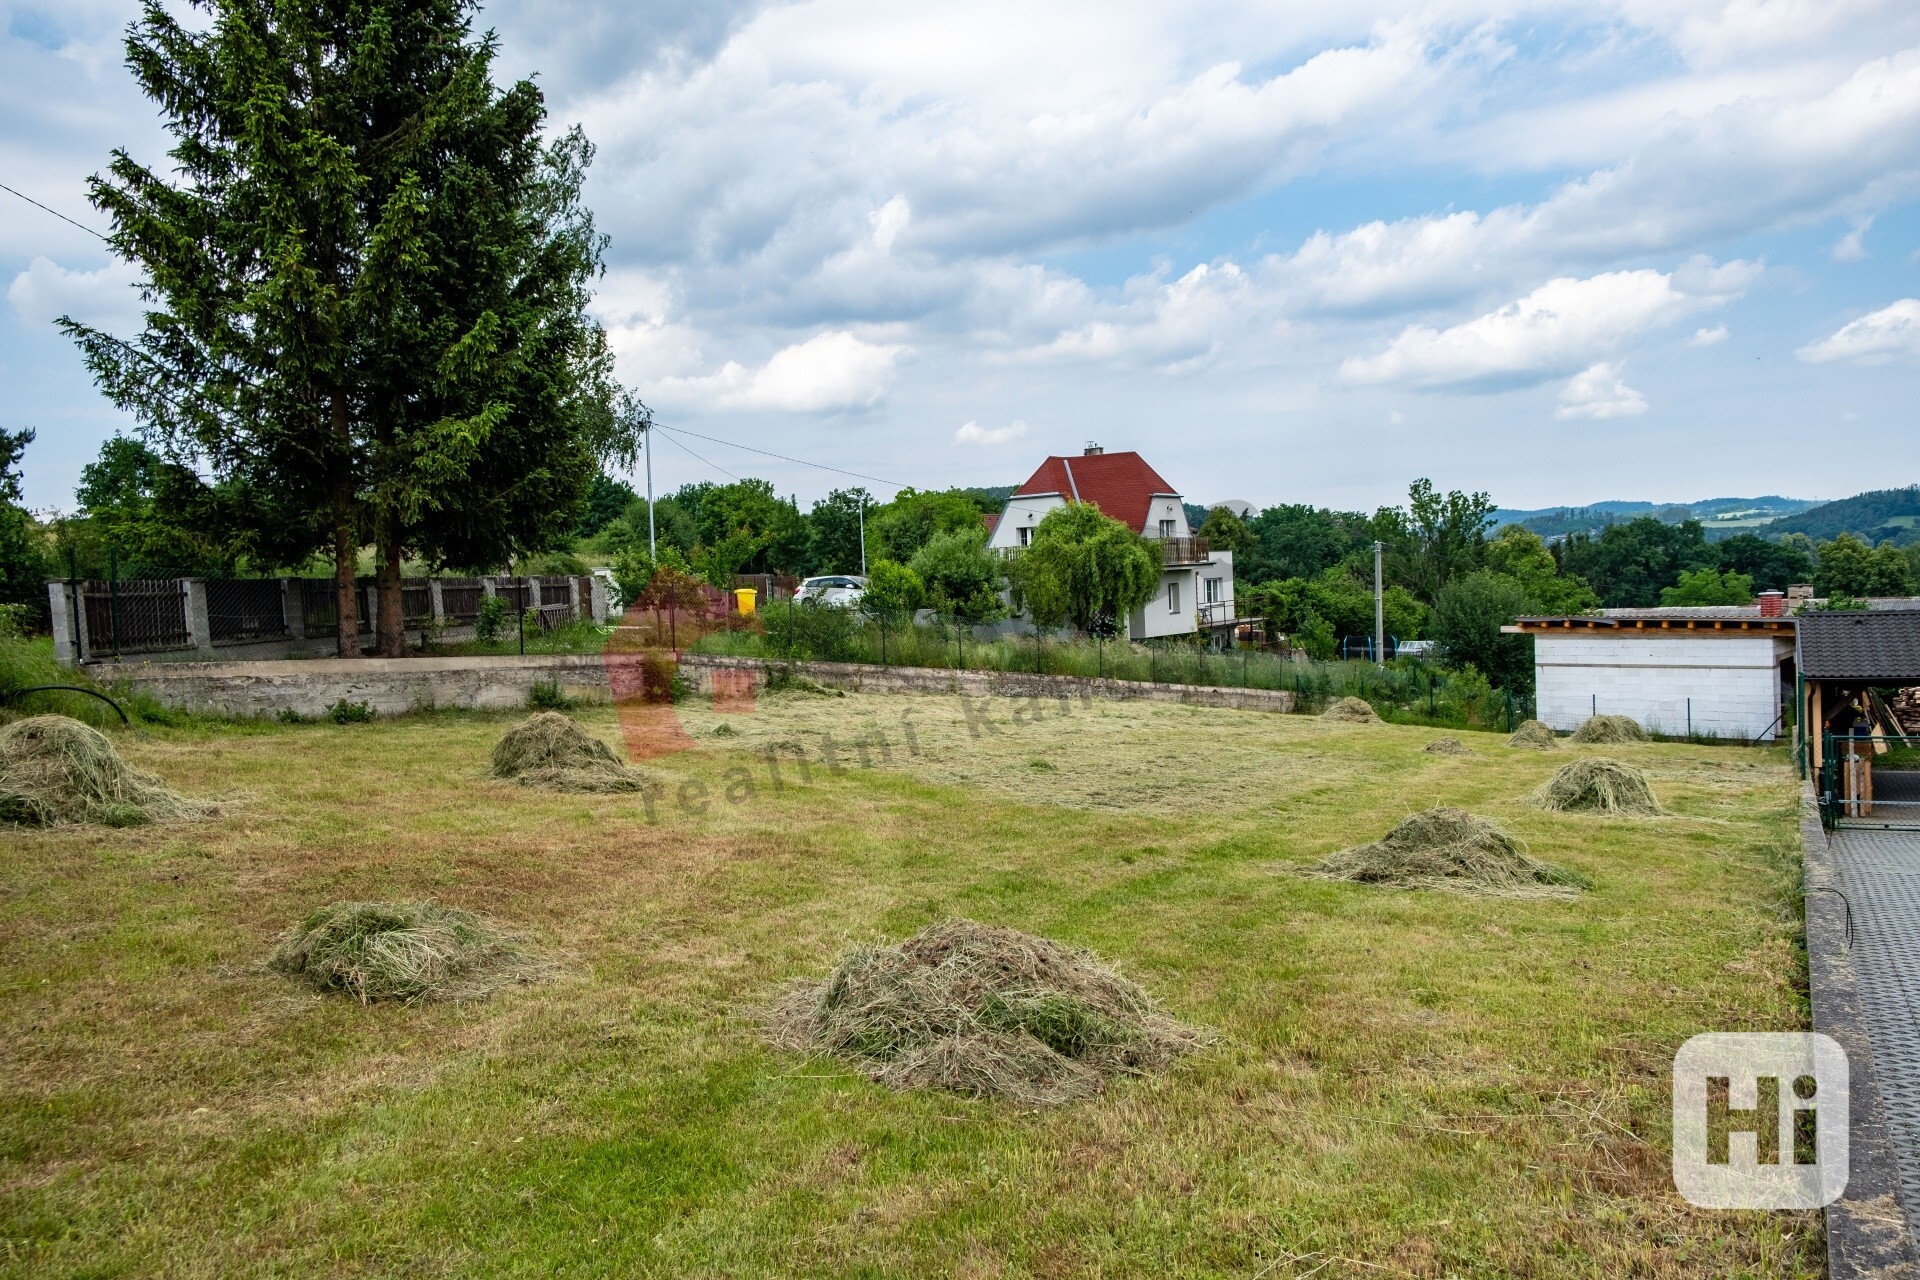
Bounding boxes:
1507 719 1559 749
0 714 208 827
490 712 645 792
268 900 548 1004
767 919 1210 1106
1423 736 1471 756
1321 697 1381 723
1535 757 1663 815
1301 807 1589 898
1571 714 1648 745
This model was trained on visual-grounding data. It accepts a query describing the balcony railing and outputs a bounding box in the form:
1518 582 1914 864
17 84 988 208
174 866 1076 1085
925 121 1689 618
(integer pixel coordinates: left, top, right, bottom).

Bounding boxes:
1197 600 1234 626
1157 536 1210 564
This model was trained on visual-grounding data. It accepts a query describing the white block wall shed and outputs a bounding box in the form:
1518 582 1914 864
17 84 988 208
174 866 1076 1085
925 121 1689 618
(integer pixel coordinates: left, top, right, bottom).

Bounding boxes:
1506 612 1797 740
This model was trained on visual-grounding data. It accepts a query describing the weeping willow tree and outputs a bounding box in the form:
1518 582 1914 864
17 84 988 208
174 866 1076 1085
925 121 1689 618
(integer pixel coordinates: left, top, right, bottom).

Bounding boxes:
64 0 641 655
1014 502 1161 636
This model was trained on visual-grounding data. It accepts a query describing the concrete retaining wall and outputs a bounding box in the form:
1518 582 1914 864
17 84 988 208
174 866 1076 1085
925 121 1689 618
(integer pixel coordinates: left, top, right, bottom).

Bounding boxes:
103 654 615 718
103 650 1297 718
676 654 1297 714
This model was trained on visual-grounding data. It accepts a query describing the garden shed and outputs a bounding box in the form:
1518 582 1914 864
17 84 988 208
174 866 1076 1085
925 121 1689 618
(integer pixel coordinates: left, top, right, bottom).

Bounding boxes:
1505 605 1797 741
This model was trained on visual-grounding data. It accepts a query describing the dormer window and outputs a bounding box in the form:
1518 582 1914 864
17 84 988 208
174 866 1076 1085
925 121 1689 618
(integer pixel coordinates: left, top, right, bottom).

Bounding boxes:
1157 519 1176 539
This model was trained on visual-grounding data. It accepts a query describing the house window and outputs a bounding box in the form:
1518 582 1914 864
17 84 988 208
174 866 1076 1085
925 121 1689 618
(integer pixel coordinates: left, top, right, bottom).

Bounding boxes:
1168 581 1181 614
1158 519 1177 539
1017 525 1031 547
1205 576 1222 604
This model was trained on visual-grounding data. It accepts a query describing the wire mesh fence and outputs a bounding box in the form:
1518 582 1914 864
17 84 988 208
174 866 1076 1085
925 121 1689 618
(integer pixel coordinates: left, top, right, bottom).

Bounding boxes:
81 579 189 655
206 579 289 644
439 578 484 624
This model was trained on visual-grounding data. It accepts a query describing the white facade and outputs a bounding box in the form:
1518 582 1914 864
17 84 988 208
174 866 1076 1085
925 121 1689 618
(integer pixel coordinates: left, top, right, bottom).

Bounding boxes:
990 486 1238 642
1533 633 1794 740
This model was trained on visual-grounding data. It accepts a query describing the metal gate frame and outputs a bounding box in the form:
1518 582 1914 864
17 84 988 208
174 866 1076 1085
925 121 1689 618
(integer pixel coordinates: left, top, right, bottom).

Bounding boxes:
1821 732 1920 830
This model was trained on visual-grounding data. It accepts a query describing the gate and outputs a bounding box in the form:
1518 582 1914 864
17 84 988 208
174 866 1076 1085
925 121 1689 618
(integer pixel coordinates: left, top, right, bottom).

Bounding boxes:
1821 733 1920 830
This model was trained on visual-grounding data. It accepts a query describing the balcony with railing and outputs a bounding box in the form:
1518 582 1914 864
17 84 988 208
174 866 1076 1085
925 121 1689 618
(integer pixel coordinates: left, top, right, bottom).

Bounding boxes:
1156 536 1210 565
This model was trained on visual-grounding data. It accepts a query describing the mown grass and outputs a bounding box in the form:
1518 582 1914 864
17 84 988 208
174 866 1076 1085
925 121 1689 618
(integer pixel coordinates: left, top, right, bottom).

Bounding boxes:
0 694 1815 1277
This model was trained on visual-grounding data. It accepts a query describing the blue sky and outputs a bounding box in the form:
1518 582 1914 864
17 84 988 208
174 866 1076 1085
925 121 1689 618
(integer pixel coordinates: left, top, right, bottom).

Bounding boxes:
4 0 1919 515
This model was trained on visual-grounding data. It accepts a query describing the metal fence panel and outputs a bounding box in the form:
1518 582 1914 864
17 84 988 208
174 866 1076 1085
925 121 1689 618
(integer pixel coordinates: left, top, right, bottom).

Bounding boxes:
81 580 189 654
400 578 433 625
206 579 288 645
439 577 483 623
298 578 373 636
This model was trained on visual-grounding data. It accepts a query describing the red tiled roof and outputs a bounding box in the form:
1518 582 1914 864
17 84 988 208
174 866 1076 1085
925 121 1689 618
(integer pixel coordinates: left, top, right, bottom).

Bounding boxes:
982 512 1000 536
1013 451 1179 533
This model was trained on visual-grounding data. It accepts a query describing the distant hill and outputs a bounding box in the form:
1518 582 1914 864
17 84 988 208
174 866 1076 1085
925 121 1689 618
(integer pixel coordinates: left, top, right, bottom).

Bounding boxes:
1758 486 1920 547
1489 496 1818 539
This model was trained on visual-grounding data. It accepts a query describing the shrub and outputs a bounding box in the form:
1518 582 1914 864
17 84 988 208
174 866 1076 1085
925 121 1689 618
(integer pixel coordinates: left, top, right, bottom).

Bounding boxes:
328 699 376 724
475 594 509 644
528 679 572 711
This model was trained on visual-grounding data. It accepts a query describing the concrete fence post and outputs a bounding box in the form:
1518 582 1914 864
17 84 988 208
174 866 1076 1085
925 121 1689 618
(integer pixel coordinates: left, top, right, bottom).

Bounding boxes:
184 579 215 655
527 577 542 611
428 578 445 626
363 583 377 638
481 576 497 599
589 575 609 624
47 581 77 666
568 575 582 621
281 578 305 640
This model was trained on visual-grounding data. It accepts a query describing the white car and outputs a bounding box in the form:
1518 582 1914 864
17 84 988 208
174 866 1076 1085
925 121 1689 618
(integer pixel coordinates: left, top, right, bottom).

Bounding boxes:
796 574 867 607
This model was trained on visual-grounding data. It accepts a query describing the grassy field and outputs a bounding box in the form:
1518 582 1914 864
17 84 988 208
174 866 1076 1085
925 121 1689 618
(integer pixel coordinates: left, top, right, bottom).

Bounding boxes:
0 692 1815 1277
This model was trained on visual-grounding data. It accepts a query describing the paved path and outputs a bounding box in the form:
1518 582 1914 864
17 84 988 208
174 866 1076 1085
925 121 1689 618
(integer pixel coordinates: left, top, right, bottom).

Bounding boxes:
1827 826 1920 1242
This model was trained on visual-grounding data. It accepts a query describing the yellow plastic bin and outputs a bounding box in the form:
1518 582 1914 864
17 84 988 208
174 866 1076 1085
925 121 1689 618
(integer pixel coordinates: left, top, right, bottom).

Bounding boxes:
733 587 758 616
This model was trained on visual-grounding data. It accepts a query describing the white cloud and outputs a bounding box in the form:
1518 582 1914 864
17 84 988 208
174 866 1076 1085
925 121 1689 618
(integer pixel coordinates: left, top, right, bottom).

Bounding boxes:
953 419 1027 446
7 255 144 331
1797 299 1920 364
651 330 908 411
1688 323 1729 345
1339 260 1754 390
1832 215 1873 262
1556 363 1650 419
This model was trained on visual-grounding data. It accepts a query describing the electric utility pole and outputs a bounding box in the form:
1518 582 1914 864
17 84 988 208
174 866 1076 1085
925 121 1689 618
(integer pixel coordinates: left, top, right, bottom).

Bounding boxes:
643 420 656 558
859 493 868 576
1373 540 1385 666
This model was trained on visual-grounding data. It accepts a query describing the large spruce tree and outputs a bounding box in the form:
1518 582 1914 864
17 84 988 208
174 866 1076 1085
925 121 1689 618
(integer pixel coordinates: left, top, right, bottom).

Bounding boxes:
64 0 638 655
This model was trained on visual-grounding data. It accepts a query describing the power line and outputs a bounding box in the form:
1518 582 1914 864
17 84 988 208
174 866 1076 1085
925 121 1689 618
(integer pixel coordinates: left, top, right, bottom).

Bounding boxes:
0 182 107 241
655 426 739 481
653 423 911 492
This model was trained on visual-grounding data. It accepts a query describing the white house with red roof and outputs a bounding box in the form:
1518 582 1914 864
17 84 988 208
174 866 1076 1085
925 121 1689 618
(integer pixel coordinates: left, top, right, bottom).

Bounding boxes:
987 444 1238 643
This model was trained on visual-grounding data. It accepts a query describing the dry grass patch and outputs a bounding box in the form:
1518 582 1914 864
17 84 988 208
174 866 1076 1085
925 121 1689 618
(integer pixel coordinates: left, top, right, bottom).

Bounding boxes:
1535 757 1664 816
0 714 212 827
268 900 551 1004
1423 736 1471 756
490 711 647 792
1572 714 1650 744
1507 719 1559 749
1320 696 1381 723
767 919 1211 1107
1300 806 1591 898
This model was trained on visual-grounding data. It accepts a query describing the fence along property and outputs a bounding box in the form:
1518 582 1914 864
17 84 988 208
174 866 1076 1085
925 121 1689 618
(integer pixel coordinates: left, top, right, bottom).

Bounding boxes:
48 574 607 665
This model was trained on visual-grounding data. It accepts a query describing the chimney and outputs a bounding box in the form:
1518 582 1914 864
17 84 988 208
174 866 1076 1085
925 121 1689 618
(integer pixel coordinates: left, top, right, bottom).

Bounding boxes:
1083 442 1103 455
1757 590 1785 618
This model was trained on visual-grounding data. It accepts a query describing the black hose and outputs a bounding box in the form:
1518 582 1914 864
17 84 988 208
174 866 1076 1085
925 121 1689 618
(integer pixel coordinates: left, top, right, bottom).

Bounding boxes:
2 685 131 724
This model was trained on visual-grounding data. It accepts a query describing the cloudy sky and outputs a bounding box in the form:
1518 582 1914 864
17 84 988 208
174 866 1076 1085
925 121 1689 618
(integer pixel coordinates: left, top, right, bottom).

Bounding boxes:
5 0 1920 514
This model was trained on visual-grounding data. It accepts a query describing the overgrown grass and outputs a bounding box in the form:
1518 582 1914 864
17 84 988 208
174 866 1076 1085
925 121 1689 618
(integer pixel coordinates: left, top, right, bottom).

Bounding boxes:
429 618 612 657
692 618 1520 727
0 634 212 730
0 695 1815 1276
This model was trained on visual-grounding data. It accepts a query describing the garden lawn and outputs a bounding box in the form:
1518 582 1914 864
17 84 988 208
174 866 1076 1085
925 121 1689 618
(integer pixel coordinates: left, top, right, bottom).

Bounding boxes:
0 692 1814 1278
